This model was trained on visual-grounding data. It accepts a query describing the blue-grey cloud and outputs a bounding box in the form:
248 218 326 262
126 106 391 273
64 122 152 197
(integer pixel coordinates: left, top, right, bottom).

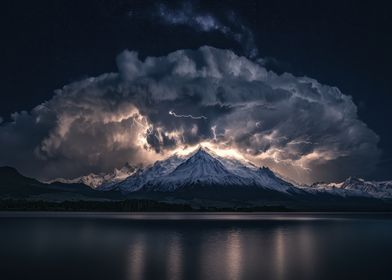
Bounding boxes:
0 46 380 184
132 1 258 58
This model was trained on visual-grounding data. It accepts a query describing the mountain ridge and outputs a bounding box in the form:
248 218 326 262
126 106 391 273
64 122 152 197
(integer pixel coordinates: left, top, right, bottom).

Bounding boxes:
102 147 296 194
48 162 138 189
0 166 121 200
308 177 392 199
2 147 392 210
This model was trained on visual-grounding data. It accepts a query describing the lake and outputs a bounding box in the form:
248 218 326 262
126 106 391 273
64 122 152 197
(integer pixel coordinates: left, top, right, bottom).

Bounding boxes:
1 212 392 280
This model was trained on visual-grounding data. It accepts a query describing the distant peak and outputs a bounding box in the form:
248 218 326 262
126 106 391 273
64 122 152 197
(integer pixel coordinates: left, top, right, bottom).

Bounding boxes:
344 176 364 184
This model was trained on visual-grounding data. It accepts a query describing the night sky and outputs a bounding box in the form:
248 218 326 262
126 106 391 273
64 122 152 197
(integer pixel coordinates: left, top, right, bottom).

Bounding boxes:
1 0 391 183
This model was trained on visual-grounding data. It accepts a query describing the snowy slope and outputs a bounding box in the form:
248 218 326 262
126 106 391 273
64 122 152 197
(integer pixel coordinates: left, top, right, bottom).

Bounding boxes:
106 147 294 193
49 146 392 200
50 162 138 189
305 177 392 199
101 154 185 192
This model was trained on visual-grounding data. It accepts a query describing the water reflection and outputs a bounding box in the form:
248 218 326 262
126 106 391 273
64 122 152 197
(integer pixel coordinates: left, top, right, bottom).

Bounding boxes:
1 213 392 280
167 234 182 280
226 230 242 280
124 222 320 280
198 230 243 279
128 235 145 280
274 228 286 280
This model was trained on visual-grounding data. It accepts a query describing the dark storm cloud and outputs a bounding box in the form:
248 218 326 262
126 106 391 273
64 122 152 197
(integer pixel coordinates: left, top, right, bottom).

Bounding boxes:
133 1 258 58
0 46 380 184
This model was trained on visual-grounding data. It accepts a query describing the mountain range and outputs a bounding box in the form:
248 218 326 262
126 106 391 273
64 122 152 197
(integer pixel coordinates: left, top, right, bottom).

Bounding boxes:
48 162 138 189
1 147 392 210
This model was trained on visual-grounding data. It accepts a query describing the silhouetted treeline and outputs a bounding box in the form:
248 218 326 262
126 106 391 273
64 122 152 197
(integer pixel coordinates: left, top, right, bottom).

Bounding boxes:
0 199 289 212
0 199 193 212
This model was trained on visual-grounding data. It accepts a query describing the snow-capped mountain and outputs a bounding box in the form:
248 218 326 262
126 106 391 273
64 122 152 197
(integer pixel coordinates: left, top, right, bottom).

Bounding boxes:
50 162 138 189
306 177 392 199
46 147 392 201
102 147 294 194
99 153 186 192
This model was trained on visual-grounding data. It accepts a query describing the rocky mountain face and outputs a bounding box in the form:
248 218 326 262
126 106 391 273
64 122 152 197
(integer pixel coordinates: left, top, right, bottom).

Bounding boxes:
50 162 138 189
45 147 392 201
102 147 295 194
2 147 392 209
308 177 392 199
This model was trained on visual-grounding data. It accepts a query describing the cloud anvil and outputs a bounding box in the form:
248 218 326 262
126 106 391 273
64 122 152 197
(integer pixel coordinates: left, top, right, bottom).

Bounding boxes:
0 46 379 184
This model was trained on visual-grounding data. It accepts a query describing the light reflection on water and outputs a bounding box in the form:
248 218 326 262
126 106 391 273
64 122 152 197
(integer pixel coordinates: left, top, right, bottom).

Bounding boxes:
1 212 392 280
226 230 242 280
128 234 145 280
168 233 183 280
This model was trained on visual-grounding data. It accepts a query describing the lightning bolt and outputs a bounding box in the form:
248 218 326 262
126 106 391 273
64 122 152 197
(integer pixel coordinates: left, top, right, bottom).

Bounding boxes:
169 110 207 120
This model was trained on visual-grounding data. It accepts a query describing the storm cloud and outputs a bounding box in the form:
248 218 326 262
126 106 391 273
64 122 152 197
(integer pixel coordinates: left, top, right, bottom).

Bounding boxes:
0 46 380 184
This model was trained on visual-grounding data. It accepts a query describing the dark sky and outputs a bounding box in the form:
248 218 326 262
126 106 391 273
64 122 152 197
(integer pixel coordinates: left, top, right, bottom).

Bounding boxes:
1 0 392 180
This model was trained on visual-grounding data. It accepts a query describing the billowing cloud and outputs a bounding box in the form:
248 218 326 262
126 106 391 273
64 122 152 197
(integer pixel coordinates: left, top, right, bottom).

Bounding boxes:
0 46 380 184
133 1 258 58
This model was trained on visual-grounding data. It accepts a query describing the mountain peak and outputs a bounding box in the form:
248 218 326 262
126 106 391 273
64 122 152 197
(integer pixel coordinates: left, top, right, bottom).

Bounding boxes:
185 146 223 166
112 145 295 193
195 145 212 153
344 176 365 185
194 145 212 156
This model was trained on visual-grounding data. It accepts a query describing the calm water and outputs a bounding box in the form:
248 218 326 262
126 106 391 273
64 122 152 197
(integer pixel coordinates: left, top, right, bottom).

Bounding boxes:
1 212 392 280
